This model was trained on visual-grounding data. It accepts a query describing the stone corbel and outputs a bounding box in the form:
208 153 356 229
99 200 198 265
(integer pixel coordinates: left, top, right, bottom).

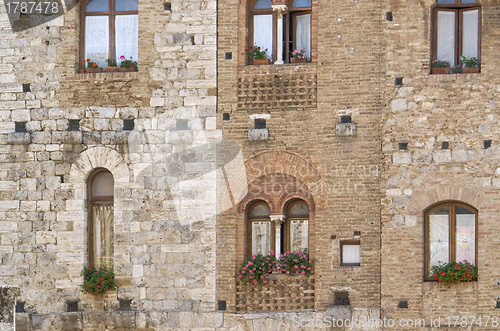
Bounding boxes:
271 5 288 65
270 215 285 254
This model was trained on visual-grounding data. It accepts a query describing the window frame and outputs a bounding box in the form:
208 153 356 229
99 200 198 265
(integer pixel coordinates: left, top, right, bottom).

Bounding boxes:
340 240 361 267
246 201 274 257
283 200 309 253
248 0 312 64
80 0 138 66
88 169 114 267
424 201 478 281
431 0 481 70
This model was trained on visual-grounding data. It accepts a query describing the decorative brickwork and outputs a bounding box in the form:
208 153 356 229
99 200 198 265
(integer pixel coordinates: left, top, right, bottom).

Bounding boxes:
235 274 315 312
237 66 317 111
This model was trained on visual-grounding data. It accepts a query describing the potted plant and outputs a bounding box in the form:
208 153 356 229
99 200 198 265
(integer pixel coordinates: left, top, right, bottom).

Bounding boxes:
119 55 137 72
460 55 479 73
430 260 478 285
237 253 278 285
290 48 307 63
245 45 270 65
431 60 450 74
279 250 314 276
105 58 119 72
451 63 462 74
79 265 120 297
85 59 102 73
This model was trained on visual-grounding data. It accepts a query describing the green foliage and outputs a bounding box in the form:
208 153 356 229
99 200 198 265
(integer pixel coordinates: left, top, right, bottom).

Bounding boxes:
279 249 314 277
451 64 462 74
119 55 137 69
431 261 478 284
431 60 450 68
244 45 268 60
459 55 478 68
84 59 99 69
105 58 117 67
79 265 119 297
236 250 315 285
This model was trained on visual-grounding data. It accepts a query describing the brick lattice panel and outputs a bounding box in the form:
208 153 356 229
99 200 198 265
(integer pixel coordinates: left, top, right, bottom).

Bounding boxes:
237 67 317 111
235 274 315 312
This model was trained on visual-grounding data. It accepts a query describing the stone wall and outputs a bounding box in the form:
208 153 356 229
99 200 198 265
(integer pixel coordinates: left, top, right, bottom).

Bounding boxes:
0 0 220 328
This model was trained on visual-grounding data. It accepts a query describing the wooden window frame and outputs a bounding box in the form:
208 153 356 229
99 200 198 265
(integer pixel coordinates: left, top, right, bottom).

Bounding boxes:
283 200 309 253
246 201 274 257
248 0 312 64
340 240 361 267
88 169 114 266
431 0 481 70
424 202 478 281
80 0 138 65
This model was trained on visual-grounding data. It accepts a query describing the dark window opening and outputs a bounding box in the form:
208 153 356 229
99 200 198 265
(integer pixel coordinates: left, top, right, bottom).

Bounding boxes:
254 119 266 129
398 142 408 150
15 122 26 133
68 120 80 131
123 119 135 131
334 292 350 306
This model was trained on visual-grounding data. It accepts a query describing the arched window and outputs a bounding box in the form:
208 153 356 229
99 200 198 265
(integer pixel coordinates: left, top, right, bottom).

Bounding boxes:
432 0 480 69
425 202 477 280
89 169 114 267
249 0 312 63
247 201 273 256
81 0 139 68
284 200 309 252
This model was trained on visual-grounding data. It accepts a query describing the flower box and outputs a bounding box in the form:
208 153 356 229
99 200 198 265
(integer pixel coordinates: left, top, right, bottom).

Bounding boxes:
252 59 270 65
290 58 306 63
432 67 450 74
120 66 137 72
463 67 479 74
85 67 103 73
105 66 119 72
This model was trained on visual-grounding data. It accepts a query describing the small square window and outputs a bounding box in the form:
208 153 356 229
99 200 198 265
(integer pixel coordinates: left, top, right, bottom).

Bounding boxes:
68 120 80 131
340 115 352 123
340 240 360 266
15 302 25 313
398 142 408 150
15 122 26 133
484 140 491 149
223 113 230 121
67 301 79 312
441 142 449 149
395 77 403 86
254 119 266 129
123 119 135 131
334 292 350 306
398 300 408 309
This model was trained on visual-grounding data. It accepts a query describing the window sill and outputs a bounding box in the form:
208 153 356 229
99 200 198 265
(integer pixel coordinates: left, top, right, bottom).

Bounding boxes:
74 71 139 80
428 71 479 82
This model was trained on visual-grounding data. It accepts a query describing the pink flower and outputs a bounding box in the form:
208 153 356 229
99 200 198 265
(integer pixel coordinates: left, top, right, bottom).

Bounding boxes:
263 281 267 284
120 55 125 60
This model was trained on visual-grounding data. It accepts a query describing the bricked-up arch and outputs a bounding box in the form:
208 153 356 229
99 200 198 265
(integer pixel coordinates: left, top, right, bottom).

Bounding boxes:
69 147 130 184
409 185 488 215
243 151 326 209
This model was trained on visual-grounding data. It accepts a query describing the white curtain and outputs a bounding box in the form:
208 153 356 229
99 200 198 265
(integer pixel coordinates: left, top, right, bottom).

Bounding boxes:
93 205 114 266
437 11 456 66
295 14 311 60
343 244 360 264
290 219 308 252
115 14 139 66
252 221 271 255
462 10 479 59
253 15 273 60
456 213 475 264
430 214 449 268
85 16 109 68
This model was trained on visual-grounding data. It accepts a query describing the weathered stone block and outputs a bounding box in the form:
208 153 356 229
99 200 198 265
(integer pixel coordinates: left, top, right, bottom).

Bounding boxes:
248 129 268 141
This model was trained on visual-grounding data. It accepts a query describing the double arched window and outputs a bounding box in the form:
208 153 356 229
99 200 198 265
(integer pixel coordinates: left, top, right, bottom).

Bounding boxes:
88 169 114 267
249 0 312 63
247 199 310 256
425 202 477 280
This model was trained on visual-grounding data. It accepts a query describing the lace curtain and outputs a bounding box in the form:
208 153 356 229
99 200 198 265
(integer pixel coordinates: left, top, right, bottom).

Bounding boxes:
85 16 109 68
437 11 456 66
252 221 271 255
253 15 273 60
295 14 311 60
92 205 114 267
290 219 308 252
115 14 139 66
